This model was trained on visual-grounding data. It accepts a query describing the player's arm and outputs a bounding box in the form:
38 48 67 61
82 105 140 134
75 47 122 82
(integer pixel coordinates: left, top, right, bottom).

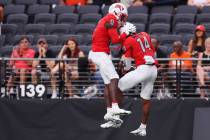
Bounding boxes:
108 28 127 44
121 39 133 71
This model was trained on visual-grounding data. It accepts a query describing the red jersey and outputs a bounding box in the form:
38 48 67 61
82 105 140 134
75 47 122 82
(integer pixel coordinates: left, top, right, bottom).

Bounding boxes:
123 32 157 67
92 13 126 53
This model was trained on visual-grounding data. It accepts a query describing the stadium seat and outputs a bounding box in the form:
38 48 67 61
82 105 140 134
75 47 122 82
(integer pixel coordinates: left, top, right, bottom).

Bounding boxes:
151 5 174 14
48 45 62 56
200 6 210 13
34 13 56 25
182 34 194 45
134 23 146 32
2 24 17 45
52 5 75 14
39 0 59 5
80 13 102 25
101 5 110 16
47 24 72 35
58 34 83 45
173 14 195 25
6 14 28 34
196 14 210 25
15 0 37 5
6 14 28 25
173 23 196 35
128 6 148 14
159 34 182 46
203 24 210 36
57 13 79 25
0 45 13 57
4 5 26 16
148 23 170 35
149 13 171 24
35 35 58 45
0 0 11 5
0 35 5 47
83 34 92 45
78 5 100 15
24 24 46 36
27 4 50 15
79 45 91 56
73 24 95 36
128 13 148 25
12 35 34 45
176 5 198 14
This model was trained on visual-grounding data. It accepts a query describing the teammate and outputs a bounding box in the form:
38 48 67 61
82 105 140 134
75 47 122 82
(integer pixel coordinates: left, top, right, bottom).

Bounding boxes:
88 3 131 126
118 22 158 136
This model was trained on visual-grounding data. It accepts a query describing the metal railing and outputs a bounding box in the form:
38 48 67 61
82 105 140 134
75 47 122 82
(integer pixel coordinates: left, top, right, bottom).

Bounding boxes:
0 57 209 99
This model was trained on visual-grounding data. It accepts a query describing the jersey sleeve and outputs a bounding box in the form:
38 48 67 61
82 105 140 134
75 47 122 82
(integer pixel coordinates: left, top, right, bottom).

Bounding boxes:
108 28 127 44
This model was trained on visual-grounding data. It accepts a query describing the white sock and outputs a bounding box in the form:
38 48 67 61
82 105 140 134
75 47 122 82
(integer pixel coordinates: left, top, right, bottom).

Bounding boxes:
112 103 120 109
140 123 146 129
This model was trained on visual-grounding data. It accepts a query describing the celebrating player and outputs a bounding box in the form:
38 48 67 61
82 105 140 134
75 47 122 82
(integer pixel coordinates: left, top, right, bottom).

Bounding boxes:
118 22 158 136
88 3 131 127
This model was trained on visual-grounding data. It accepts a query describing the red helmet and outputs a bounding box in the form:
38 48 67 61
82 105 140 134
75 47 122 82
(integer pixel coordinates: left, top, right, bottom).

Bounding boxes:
196 25 206 32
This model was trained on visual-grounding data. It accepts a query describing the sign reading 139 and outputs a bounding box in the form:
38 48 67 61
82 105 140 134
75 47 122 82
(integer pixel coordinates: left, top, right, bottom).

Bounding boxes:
18 84 46 98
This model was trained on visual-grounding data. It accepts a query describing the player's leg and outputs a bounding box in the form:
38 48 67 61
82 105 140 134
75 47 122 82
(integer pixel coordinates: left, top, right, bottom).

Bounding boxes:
130 65 157 136
90 52 131 115
102 59 131 115
101 83 123 128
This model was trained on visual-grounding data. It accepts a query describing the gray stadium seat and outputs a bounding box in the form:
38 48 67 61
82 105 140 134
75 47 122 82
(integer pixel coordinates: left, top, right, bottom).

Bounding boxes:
58 34 83 45
200 6 210 13
83 34 92 45
149 23 170 35
150 13 172 24
2 24 17 45
159 34 182 46
34 13 56 25
78 5 100 15
128 13 148 25
12 35 34 45
0 0 11 5
0 45 13 57
196 14 210 25
128 6 148 14
47 24 72 35
15 0 37 5
173 23 196 35
79 45 91 56
80 13 102 25
176 5 198 14
173 14 195 26
24 24 46 36
134 23 146 32
6 14 28 34
39 0 59 5
182 34 194 45
151 5 174 14
73 24 95 36
0 35 5 47
35 35 58 45
101 5 110 16
57 13 79 25
27 4 50 15
4 5 25 16
203 24 210 36
52 5 75 14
